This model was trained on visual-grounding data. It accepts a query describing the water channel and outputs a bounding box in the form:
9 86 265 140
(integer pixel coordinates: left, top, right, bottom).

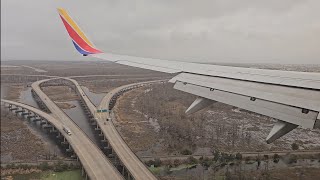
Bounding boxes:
16 84 105 144
1 84 106 150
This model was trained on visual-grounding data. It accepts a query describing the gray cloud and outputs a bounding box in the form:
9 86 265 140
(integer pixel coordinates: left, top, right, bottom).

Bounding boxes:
1 0 319 64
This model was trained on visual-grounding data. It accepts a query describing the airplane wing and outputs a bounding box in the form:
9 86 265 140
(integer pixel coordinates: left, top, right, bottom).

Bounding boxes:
57 8 320 143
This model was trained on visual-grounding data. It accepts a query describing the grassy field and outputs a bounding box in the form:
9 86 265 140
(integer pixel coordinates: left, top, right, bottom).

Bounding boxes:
11 170 83 180
41 170 83 180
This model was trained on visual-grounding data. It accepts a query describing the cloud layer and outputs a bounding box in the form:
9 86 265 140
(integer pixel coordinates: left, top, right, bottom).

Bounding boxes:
1 0 319 63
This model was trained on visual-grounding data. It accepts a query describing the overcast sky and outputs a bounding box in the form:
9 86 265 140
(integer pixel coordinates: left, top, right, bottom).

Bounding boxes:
1 0 319 64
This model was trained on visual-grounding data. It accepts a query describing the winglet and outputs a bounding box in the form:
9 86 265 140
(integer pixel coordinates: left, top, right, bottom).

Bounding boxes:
57 8 102 56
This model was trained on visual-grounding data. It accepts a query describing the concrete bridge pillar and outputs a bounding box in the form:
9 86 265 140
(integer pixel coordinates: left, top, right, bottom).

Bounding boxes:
27 113 36 120
15 108 25 114
56 132 62 138
41 121 51 128
9 106 19 111
61 137 68 145
81 166 84 176
66 144 73 152
21 111 31 116
70 153 77 159
32 117 42 123
101 136 107 143
98 131 104 137
122 165 125 176
49 126 57 133
91 121 97 126
40 119 47 126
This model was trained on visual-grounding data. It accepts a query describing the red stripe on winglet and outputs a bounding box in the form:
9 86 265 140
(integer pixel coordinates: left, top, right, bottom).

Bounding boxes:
59 15 102 53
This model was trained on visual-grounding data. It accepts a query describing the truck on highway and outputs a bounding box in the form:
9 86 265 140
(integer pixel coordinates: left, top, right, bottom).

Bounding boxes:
63 125 72 136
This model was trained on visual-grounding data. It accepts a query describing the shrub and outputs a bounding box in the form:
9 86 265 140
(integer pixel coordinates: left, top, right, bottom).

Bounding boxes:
245 156 251 162
154 158 162 167
53 161 69 172
288 154 298 164
200 157 211 168
273 154 280 163
291 143 299 150
187 156 198 164
235 153 243 161
173 159 180 167
145 160 155 167
39 162 50 171
181 149 192 155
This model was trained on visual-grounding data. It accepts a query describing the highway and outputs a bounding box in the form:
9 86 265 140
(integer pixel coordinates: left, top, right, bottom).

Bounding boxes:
30 79 123 180
62 77 160 180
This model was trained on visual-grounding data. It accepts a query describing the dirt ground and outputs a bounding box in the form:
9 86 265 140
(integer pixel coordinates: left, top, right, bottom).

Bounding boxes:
239 167 320 180
1 60 169 77
114 88 159 155
1 168 42 177
4 84 26 101
55 102 76 109
1 109 47 162
79 77 169 94
41 86 78 109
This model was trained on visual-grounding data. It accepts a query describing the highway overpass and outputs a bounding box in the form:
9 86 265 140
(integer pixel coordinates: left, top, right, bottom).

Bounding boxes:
30 79 124 180
1 99 123 180
58 77 161 180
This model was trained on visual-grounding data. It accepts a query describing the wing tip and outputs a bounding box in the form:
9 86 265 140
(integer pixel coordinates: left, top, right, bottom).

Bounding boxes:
57 7 103 56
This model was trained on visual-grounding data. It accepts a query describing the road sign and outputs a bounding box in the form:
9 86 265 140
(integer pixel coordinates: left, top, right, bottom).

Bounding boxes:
97 109 108 113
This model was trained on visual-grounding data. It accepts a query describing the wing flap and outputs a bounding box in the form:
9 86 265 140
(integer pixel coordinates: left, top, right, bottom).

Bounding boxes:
170 73 320 112
173 80 318 129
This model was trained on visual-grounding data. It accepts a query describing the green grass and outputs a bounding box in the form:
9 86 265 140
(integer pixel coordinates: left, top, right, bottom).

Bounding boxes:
41 170 83 180
149 166 164 174
11 170 83 180
170 164 197 171
148 164 198 175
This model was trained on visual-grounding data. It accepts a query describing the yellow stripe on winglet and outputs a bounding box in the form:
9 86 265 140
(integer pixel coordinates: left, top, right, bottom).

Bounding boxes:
57 8 93 46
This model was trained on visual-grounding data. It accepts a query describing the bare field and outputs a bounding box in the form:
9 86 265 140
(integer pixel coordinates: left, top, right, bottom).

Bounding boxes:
5 84 26 101
41 86 78 101
1 60 168 77
239 167 320 180
80 77 169 94
1 109 47 162
114 88 159 155
41 86 78 109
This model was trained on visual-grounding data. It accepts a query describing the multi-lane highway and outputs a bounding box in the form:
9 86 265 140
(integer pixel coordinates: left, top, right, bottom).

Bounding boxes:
62 78 160 180
31 79 123 180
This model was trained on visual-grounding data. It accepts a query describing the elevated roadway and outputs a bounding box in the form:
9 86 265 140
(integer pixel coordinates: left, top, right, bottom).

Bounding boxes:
61 77 162 180
30 79 123 180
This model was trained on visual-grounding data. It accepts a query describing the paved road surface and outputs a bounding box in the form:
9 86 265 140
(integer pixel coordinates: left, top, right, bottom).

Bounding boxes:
64 78 159 180
31 79 123 180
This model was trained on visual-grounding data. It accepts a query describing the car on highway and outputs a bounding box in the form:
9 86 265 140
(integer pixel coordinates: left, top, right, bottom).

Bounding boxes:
63 125 72 136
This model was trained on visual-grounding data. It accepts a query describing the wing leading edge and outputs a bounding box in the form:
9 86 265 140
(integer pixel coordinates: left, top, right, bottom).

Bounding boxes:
57 8 320 143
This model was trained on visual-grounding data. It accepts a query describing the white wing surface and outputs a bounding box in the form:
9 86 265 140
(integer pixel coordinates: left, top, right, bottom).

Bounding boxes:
58 8 320 143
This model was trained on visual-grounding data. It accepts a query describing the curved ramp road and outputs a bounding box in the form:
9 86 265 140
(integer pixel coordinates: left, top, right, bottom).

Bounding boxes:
30 79 123 180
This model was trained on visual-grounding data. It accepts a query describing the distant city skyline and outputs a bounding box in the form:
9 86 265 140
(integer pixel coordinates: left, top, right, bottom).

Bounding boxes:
1 0 320 64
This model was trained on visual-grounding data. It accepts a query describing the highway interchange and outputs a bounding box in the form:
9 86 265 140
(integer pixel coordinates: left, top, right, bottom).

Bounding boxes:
2 73 320 179
2 74 162 180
